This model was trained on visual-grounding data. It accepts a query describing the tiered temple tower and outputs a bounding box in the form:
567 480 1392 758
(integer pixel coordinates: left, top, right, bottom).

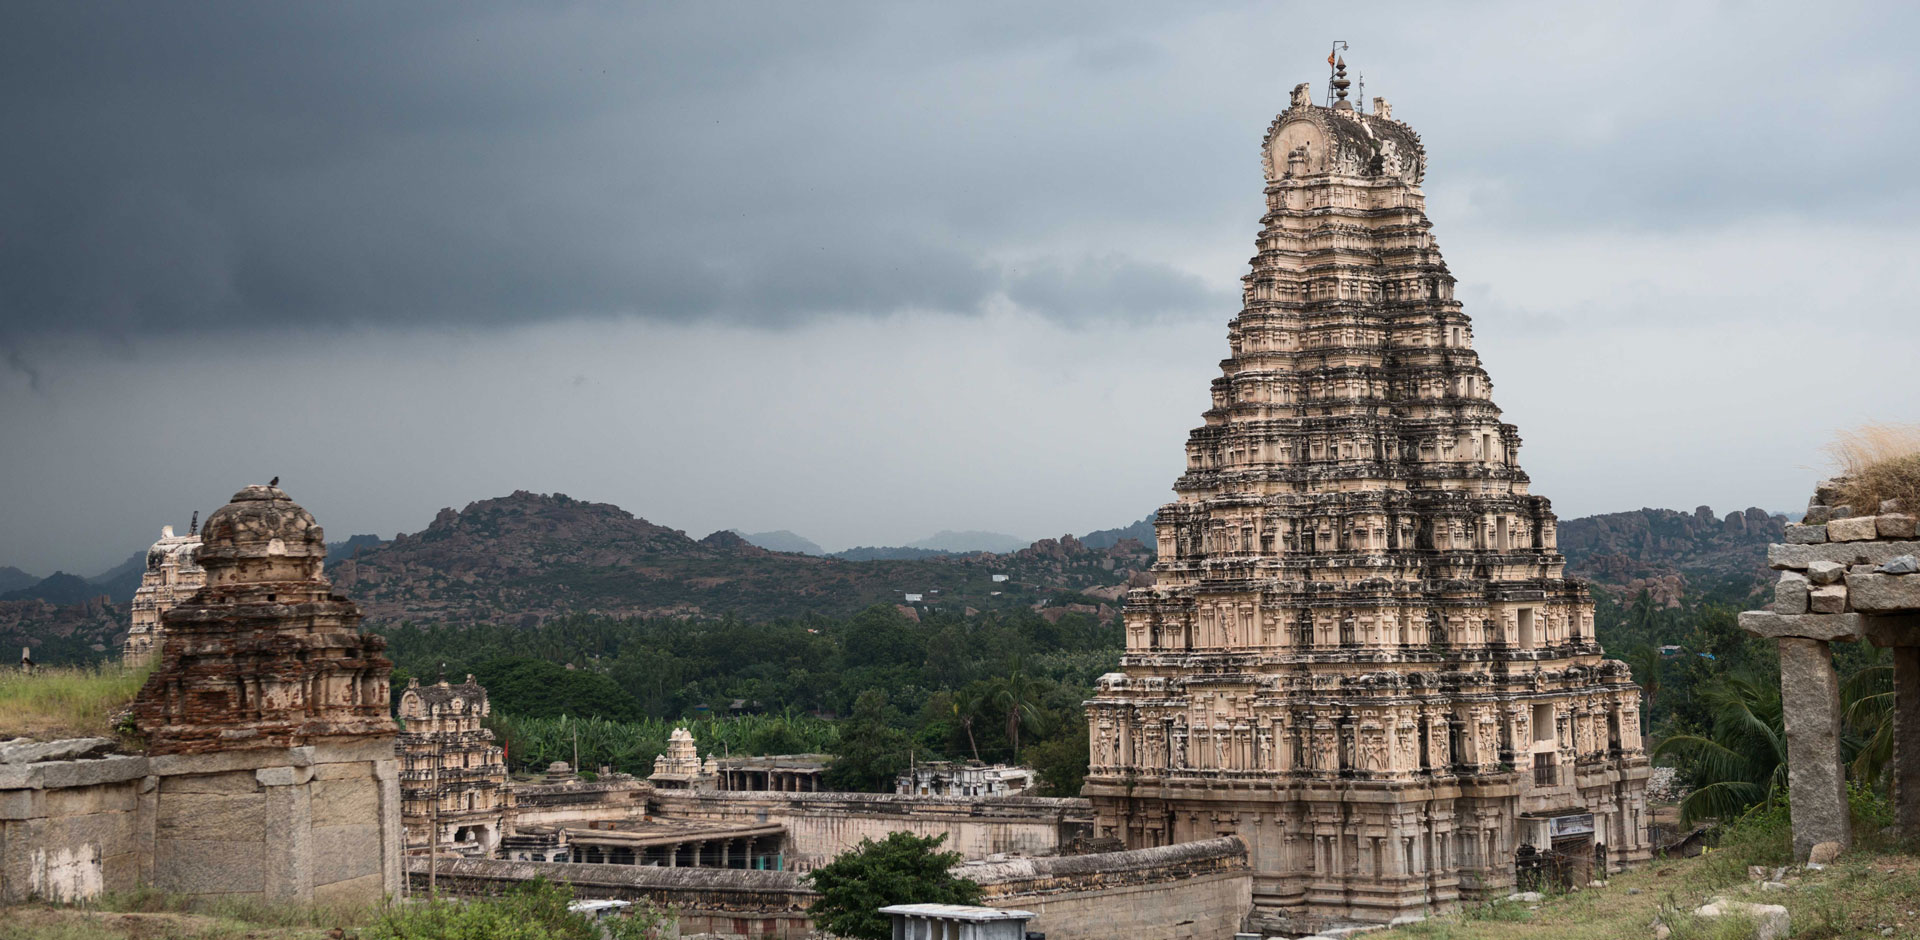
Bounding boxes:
122 521 204 667
397 675 513 857
1082 72 1649 926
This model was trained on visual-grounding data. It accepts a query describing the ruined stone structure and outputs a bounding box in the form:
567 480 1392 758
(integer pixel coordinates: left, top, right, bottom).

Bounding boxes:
1083 68 1649 926
121 522 204 667
648 727 827 792
5 484 404 905
897 761 1035 797
1740 484 1920 859
397 674 512 856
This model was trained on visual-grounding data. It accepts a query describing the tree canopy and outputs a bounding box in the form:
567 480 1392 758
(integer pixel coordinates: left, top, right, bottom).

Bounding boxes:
805 832 981 940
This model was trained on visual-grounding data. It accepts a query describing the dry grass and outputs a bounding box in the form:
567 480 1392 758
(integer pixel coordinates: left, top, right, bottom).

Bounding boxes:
0 663 151 742
1827 423 1920 514
1371 850 1920 940
0 906 346 939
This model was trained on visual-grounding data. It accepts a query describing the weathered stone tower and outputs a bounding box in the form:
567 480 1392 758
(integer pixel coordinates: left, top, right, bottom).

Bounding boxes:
122 522 204 668
131 483 403 902
1082 73 1649 926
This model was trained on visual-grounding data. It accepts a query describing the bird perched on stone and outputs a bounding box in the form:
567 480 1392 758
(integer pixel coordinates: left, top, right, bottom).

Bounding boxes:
269 476 279 486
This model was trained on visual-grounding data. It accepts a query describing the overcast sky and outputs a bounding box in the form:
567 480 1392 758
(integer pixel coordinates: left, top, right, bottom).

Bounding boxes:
4 1 1918 575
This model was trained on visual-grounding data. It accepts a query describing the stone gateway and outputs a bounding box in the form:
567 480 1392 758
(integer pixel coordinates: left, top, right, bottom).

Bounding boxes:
1082 67 1650 927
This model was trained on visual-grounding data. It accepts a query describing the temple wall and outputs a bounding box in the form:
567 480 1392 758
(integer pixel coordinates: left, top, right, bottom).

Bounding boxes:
409 836 1253 940
970 836 1251 940
649 791 1093 869
1 741 403 905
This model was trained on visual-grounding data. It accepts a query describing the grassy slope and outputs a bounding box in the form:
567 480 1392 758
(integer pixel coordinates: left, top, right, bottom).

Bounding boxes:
1376 850 1920 940
0 663 149 741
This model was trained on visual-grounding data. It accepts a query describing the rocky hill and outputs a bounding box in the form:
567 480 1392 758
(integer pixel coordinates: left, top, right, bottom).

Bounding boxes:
327 491 1147 626
1558 505 1783 605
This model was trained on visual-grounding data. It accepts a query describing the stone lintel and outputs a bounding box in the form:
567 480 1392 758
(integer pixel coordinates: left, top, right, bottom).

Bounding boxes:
1845 573 1920 612
1864 613 1920 648
256 765 317 787
146 746 316 777
1769 540 1920 571
0 755 151 793
1738 611 1863 642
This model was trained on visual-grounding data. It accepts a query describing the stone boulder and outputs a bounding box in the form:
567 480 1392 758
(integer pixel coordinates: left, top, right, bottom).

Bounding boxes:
1692 899 1789 940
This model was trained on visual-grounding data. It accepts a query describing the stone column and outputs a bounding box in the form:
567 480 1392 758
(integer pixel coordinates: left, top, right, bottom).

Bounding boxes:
1894 644 1920 835
1779 637 1850 858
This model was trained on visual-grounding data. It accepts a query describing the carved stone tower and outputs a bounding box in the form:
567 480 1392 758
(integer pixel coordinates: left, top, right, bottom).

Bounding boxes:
1082 79 1649 926
131 484 403 902
122 523 204 668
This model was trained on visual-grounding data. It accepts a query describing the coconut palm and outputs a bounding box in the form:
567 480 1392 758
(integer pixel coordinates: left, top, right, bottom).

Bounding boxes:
988 666 1047 760
1653 674 1788 826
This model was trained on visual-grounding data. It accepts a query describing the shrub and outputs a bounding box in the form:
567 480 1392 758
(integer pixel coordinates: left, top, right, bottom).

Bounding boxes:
806 832 981 940
368 876 670 940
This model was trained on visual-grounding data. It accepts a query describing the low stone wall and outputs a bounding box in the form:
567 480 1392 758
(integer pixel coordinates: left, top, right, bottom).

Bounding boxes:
968 836 1252 940
0 739 403 905
409 836 1252 940
409 856 815 939
650 791 1093 869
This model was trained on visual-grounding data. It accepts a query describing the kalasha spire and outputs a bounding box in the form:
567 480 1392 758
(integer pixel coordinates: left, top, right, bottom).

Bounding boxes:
1082 65 1651 928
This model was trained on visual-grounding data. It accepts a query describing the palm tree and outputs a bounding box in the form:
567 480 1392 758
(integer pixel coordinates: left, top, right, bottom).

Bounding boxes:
1653 674 1787 825
951 686 985 762
988 666 1047 761
1843 663 1894 785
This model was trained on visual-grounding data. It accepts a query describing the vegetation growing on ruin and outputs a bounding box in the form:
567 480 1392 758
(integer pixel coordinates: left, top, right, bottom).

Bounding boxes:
1827 423 1920 514
0 662 149 741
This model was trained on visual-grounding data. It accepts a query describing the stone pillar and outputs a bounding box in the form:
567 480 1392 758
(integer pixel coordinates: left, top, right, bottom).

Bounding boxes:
1894 645 1920 835
1779 637 1850 858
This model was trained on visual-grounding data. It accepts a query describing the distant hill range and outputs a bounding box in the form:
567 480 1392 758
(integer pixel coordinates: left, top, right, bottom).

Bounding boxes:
732 530 825 556
325 491 1143 627
4 496 1783 660
1558 505 1783 606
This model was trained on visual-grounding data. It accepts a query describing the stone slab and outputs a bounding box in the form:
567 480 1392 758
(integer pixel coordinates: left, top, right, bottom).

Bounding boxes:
1846 573 1920 612
1779 637 1850 859
155 792 267 841
1739 611 1863 642
1771 573 1810 614
1808 561 1846 585
310 823 381 886
310 776 377 828
1880 515 1920 539
1771 540 1920 571
1810 586 1848 613
158 769 261 795
311 870 384 906
0 757 151 792
1828 517 1879 542
151 838 266 895
1785 525 1828 544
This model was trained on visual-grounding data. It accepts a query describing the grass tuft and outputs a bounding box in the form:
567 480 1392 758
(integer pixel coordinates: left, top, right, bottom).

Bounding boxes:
0 662 151 742
1826 423 1920 513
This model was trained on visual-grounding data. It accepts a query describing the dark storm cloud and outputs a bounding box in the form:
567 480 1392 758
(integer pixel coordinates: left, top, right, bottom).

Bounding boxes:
2 1 1915 339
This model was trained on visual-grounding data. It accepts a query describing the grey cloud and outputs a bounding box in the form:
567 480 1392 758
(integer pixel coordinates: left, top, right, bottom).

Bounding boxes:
11 2 1910 339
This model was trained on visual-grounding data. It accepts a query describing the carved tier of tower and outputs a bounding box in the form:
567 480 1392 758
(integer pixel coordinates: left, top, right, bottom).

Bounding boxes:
1082 77 1649 927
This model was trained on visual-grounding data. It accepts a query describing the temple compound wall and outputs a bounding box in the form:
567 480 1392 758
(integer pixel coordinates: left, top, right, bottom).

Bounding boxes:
649 790 1093 871
409 836 1251 940
1740 483 1920 859
2 485 403 905
1083 69 1648 929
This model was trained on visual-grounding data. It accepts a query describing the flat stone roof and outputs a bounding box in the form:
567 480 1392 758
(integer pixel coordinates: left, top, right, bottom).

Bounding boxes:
878 904 1034 922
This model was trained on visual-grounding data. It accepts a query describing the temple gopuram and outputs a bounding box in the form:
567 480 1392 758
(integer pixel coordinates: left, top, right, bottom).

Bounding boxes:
1082 63 1650 927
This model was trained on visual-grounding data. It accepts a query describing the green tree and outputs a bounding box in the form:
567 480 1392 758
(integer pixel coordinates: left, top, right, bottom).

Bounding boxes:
806 832 982 940
824 690 912 792
474 656 641 722
1654 674 1787 825
1026 714 1090 797
987 666 1047 760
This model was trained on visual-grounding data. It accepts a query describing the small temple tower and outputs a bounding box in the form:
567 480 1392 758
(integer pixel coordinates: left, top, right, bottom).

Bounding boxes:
122 521 204 667
397 674 513 856
132 483 403 902
1082 64 1649 928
